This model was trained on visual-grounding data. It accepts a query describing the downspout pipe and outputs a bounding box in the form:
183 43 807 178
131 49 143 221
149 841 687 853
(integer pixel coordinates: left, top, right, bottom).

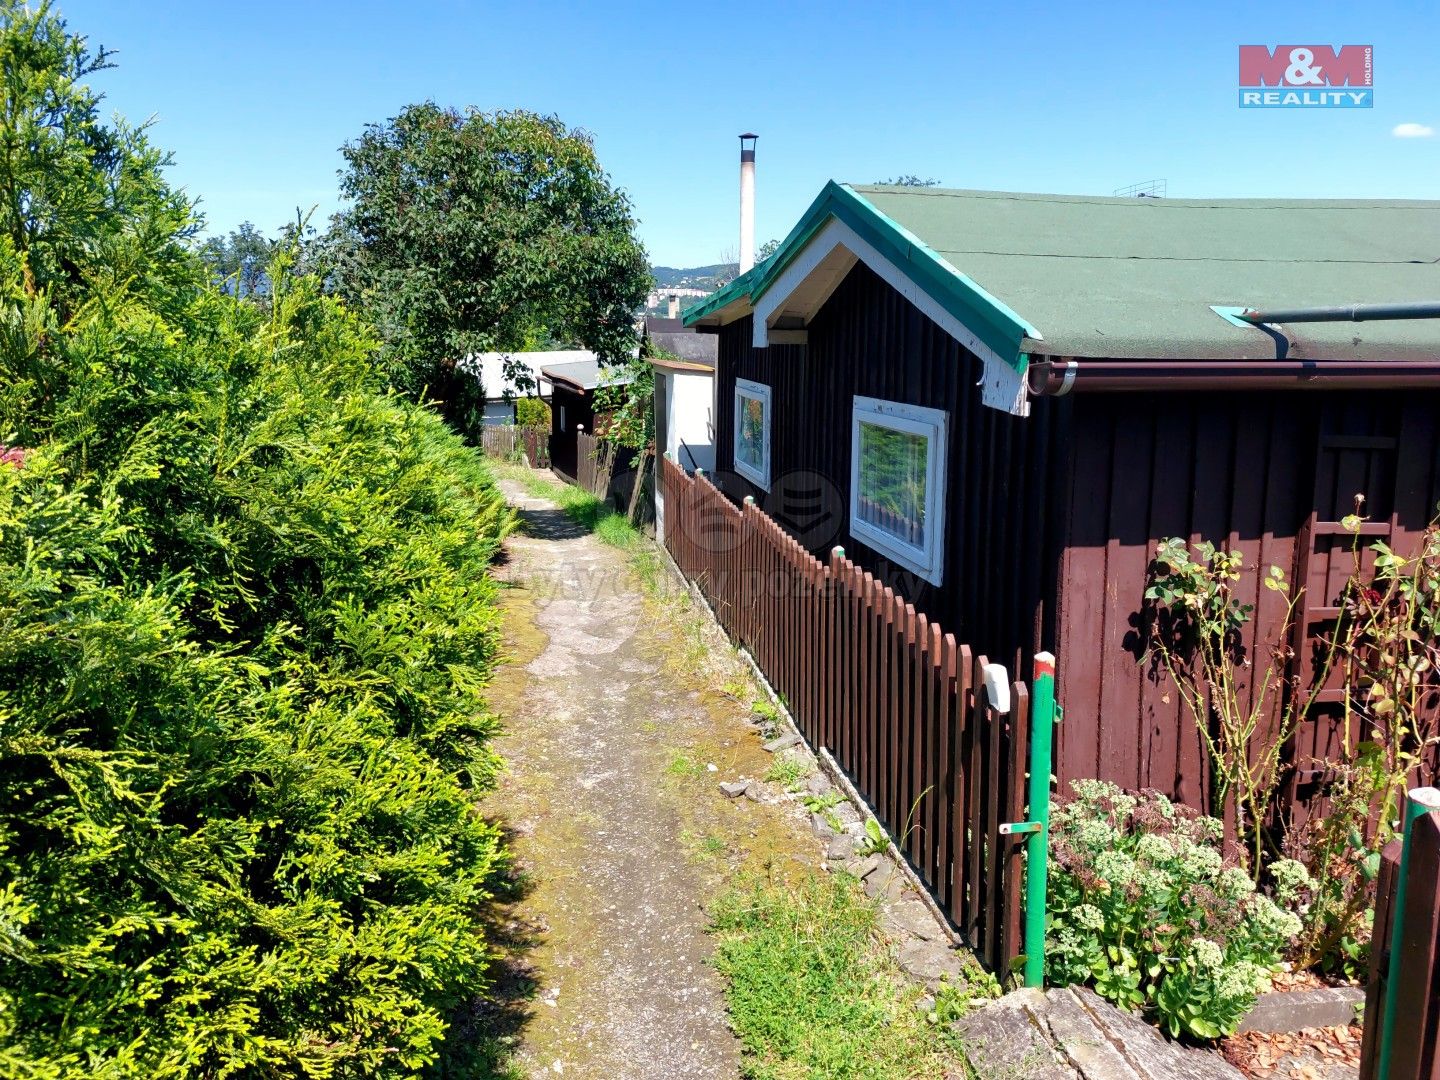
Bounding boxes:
1238 301 1440 324
1028 358 1440 395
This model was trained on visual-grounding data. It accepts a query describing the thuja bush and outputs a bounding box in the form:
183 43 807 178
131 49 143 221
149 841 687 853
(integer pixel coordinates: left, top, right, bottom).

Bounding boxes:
1046 781 1304 1040
0 5 515 1074
514 395 550 428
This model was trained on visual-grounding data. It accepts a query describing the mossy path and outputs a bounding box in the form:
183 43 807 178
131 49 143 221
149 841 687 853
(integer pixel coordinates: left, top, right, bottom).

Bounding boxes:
480 473 819 1079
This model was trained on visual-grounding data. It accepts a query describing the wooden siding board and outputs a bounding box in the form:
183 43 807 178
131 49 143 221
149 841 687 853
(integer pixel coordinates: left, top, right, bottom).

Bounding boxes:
1057 411 1111 789
1142 403 1192 797
1099 409 1153 792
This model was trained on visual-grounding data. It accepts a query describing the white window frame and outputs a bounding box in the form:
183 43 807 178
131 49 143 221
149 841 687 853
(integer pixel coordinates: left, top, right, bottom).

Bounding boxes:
733 378 772 490
849 395 948 585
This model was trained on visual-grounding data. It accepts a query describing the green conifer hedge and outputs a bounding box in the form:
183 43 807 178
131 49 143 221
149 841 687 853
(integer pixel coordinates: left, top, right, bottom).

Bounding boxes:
0 5 514 1075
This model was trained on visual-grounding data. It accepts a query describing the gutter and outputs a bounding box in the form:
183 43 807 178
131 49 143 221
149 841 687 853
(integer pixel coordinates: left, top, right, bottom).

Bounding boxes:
538 373 588 395
1027 358 1440 395
1236 301 1440 325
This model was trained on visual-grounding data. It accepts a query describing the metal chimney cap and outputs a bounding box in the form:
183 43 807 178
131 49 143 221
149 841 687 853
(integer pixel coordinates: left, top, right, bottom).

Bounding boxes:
739 132 758 140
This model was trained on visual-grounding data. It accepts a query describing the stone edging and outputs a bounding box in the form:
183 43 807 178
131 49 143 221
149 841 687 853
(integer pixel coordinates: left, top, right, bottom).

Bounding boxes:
1235 985 1366 1034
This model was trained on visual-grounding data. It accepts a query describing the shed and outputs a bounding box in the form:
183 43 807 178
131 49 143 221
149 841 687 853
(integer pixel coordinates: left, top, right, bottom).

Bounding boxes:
539 357 634 480
646 315 717 464
463 349 594 426
684 182 1440 819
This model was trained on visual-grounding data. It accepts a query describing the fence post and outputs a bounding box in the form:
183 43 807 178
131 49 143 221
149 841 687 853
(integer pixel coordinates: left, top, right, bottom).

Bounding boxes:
1377 785 1440 1080
997 653 1057 987
1025 653 1056 988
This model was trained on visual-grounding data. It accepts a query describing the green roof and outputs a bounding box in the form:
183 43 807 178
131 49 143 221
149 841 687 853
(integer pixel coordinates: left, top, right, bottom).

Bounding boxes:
689 183 1440 363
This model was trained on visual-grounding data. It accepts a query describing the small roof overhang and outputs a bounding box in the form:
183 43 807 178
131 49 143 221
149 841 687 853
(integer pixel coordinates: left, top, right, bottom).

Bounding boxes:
538 358 635 395
647 355 714 375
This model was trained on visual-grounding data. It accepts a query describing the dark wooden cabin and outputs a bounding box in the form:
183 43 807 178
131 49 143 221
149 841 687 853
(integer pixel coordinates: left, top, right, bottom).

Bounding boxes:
539 357 632 481
684 182 1440 817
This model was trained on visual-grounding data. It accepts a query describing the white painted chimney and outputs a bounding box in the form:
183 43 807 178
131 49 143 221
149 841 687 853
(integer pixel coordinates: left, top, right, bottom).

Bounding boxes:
738 133 757 274
667 293 679 319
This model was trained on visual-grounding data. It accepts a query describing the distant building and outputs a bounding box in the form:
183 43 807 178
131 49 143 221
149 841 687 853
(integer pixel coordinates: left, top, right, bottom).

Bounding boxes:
464 349 597 426
538 357 635 479
645 315 716 491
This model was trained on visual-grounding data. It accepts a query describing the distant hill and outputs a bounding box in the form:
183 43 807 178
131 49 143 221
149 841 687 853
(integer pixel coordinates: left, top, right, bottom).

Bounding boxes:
651 263 737 290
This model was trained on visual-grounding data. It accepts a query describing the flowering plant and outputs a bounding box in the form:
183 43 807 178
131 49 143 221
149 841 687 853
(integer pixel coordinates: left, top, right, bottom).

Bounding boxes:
1046 780 1305 1040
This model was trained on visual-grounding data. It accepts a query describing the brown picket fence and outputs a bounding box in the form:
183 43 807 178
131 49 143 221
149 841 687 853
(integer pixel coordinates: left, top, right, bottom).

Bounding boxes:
660 455 1030 974
1361 804 1440 1080
479 424 550 468
480 424 521 459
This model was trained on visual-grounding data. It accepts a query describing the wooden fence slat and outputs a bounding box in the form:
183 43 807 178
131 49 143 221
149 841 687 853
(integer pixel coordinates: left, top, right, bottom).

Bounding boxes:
933 622 944 910
911 611 929 873
975 652 995 954
934 627 953 912
965 647 983 941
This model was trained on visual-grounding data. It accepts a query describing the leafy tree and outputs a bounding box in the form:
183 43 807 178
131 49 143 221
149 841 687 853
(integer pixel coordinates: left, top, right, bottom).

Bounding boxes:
756 237 781 263
198 220 275 296
327 104 651 437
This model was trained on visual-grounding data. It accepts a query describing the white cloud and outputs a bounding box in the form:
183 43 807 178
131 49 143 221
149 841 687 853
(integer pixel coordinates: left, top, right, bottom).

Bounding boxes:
1392 122 1435 138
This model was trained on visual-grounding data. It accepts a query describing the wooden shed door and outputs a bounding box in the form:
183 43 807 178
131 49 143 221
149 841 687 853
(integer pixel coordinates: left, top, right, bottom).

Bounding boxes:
1288 424 1399 799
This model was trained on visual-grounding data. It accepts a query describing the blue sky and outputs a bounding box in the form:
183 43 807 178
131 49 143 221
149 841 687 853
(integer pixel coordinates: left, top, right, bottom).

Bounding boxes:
61 0 1439 268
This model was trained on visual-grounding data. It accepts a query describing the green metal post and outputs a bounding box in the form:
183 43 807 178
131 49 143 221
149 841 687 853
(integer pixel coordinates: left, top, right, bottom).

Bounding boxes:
1377 786 1440 1080
1024 652 1057 989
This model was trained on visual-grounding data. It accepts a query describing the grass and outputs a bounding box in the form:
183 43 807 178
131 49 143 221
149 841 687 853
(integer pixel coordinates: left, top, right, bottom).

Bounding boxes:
665 751 706 779
708 871 973 1080
680 828 730 862
494 461 641 543
764 752 811 790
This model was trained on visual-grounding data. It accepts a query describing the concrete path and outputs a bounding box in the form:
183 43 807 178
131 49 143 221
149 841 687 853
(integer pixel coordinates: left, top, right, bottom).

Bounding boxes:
479 476 740 1080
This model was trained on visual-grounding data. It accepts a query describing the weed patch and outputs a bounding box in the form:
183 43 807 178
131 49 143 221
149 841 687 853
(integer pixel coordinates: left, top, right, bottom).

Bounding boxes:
709 873 972 1080
764 752 812 790
666 751 707 779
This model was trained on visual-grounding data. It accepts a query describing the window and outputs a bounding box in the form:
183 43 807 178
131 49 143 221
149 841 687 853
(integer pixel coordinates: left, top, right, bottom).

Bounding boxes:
733 378 771 489
850 396 948 584
559 404 567 432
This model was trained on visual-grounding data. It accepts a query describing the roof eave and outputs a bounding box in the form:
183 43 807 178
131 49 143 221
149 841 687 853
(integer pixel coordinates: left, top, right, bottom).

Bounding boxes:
687 181 1042 373
648 356 715 374
681 267 760 327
